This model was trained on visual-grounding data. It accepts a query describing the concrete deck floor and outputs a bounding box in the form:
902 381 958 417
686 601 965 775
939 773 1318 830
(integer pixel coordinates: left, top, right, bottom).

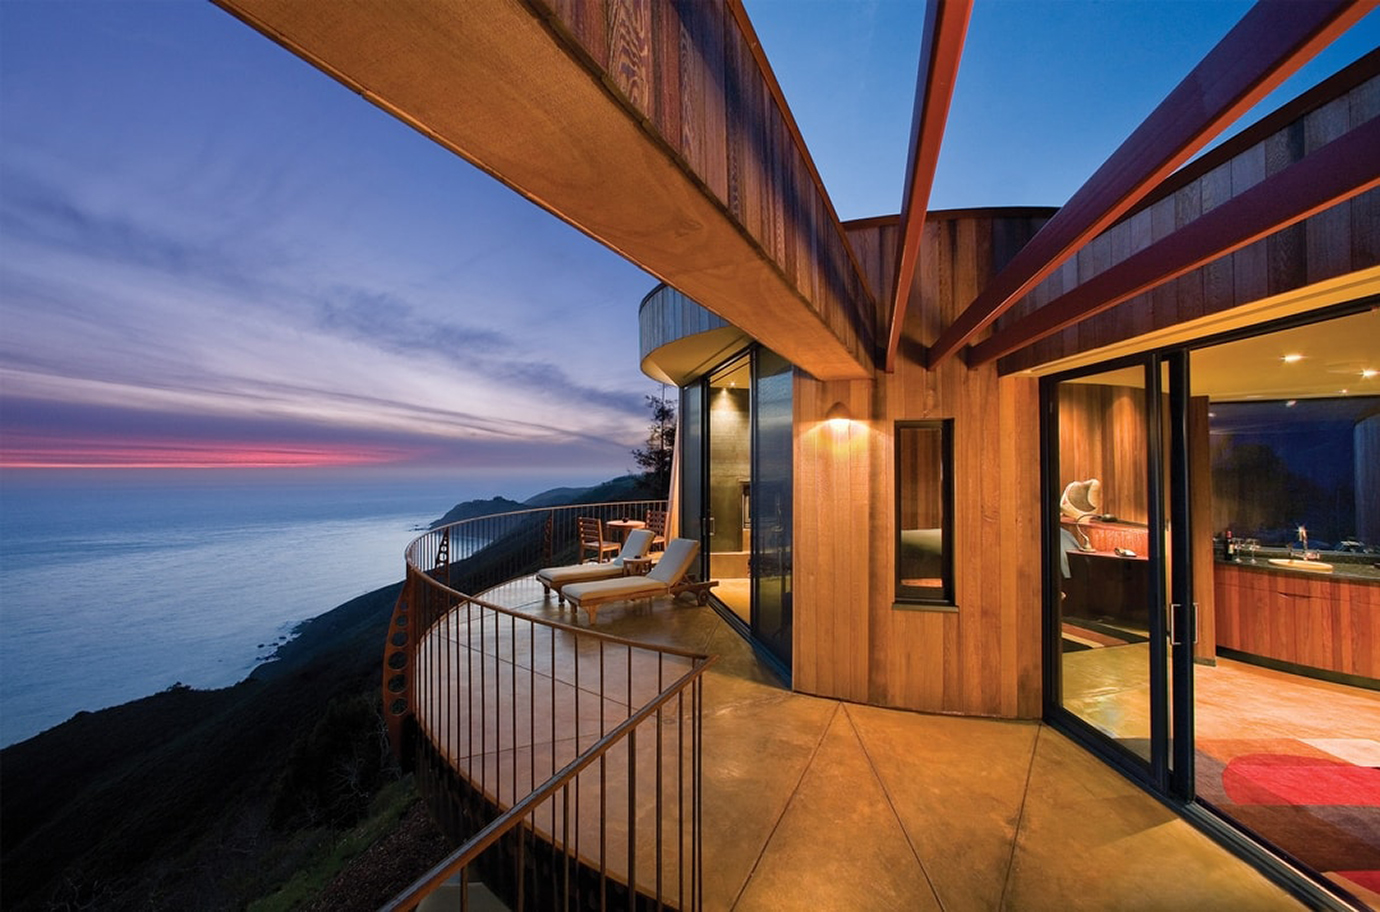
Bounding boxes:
452 575 1308 911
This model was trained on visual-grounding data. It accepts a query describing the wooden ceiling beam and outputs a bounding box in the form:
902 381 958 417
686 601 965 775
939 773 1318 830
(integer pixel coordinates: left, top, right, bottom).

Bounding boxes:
966 117 1380 366
926 0 1376 367
885 0 972 372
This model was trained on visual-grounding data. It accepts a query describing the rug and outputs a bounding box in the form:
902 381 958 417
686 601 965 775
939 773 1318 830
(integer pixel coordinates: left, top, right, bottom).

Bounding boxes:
1197 737 1380 908
1061 618 1149 652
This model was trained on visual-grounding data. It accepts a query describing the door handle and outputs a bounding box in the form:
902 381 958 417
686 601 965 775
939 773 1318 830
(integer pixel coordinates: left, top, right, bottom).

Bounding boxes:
1169 602 1200 646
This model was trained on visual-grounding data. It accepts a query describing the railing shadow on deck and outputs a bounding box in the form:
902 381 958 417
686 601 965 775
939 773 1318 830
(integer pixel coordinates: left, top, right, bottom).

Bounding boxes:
382 501 713 911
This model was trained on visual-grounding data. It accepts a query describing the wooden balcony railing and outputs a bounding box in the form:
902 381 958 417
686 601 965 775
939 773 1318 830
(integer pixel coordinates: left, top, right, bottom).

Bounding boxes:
382 500 712 910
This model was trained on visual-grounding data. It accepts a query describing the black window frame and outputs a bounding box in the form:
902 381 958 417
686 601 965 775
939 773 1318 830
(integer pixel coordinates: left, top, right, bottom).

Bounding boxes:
894 418 956 609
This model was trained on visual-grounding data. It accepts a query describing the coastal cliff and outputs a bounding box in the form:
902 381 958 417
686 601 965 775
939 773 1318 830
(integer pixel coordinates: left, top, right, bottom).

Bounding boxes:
0 580 451 912
0 474 659 910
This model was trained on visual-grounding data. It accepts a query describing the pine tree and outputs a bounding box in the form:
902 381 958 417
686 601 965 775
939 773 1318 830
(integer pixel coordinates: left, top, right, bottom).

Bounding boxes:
631 393 676 496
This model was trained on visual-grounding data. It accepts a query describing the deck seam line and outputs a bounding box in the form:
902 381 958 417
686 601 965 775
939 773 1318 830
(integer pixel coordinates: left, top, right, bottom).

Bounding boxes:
844 703 947 912
727 700 841 911
998 722 1044 909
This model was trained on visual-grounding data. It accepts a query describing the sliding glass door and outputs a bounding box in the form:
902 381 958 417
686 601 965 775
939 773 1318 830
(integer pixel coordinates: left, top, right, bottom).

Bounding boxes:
1046 305 1379 908
682 346 794 675
752 348 793 669
1047 355 1191 787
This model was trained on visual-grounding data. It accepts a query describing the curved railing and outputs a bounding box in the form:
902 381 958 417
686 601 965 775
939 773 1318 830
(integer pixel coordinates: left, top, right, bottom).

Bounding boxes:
383 500 712 910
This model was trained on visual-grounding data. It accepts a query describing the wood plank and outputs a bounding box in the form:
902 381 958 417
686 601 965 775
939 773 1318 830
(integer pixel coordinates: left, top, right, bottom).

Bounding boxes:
887 0 972 371
607 0 651 111
650 0 682 144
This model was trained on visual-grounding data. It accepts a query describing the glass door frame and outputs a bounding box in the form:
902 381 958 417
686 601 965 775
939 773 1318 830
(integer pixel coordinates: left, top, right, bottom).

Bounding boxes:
1040 351 1194 797
682 343 793 682
1040 302 1376 912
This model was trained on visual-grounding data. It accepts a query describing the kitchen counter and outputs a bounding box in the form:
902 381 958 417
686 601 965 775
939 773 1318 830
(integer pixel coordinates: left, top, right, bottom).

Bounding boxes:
1215 551 1380 582
1213 561 1379 682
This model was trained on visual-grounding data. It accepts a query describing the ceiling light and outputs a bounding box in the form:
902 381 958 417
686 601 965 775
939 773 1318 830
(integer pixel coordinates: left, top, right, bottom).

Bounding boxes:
1362 369 1377 379
1282 354 1303 364
1286 400 1298 407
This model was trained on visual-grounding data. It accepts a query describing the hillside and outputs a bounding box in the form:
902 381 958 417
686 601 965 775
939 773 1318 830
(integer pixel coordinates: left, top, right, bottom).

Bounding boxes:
0 580 452 912
0 473 662 910
428 473 656 530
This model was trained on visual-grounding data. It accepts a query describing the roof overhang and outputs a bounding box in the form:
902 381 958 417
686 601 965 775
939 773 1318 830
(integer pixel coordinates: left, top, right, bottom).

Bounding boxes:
213 0 873 380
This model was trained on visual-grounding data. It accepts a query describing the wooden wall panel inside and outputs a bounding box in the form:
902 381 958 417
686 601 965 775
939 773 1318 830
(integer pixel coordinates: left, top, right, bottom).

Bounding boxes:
794 213 1043 718
1056 383 1150 525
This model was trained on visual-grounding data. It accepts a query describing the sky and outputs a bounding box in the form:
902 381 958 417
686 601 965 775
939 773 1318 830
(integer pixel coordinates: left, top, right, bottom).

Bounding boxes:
1 1 1376 479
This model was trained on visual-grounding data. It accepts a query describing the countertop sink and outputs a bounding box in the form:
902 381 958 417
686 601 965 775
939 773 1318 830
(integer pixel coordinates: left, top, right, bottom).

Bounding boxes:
1267 558 1334 572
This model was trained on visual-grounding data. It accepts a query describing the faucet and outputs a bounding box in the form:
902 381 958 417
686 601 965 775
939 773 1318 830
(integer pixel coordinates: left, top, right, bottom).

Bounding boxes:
1289 525 1317 561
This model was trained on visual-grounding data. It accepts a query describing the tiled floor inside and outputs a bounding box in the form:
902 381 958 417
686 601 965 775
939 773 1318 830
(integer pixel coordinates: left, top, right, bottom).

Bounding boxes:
448 575 1309 911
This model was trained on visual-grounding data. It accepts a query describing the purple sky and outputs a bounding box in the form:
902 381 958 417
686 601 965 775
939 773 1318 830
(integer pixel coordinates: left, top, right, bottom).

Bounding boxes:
1 1 1375 476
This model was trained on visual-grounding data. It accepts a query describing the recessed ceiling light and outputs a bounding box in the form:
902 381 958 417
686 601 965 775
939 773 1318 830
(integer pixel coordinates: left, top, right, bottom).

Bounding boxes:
1286 400 1298 407
1282 354 1304 364
1362 368 1378 379
1340 389 1349 395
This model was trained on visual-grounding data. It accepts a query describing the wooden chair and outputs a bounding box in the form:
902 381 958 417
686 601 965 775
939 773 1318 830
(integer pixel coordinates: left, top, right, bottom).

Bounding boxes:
577 516 619 563
644 509 668 551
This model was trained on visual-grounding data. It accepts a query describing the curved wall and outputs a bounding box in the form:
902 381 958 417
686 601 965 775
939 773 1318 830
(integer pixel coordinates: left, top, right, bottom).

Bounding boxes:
638 284 749 386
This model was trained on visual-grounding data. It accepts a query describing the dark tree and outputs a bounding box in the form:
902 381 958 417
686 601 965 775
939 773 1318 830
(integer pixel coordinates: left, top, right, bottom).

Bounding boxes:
632 393 676 496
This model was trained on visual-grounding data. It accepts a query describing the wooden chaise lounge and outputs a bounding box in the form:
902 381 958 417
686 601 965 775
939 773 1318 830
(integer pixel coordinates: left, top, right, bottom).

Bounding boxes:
562 537 717 624
536 528 655 605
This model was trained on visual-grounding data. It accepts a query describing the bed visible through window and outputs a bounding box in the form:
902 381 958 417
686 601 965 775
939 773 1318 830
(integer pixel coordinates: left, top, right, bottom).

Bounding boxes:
895 420 955 608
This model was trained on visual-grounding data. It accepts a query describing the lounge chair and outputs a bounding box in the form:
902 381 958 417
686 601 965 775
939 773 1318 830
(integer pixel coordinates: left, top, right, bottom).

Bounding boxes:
563 537 717 624
536 528 655 605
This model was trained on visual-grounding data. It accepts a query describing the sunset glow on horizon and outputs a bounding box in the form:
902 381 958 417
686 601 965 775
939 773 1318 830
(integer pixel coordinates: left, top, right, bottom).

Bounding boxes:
2 2 1374 479
0 437 417 470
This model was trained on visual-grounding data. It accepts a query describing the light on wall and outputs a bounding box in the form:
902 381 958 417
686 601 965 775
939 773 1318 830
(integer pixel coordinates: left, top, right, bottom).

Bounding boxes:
825 401 851 429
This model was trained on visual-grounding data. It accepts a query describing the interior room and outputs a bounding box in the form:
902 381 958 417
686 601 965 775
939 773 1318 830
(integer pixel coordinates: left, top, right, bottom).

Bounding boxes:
1054 306 1380 899
708 354 752 624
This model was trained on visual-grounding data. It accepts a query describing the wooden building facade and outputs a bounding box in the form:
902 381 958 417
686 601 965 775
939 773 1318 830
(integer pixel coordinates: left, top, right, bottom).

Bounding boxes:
215 0 1379 905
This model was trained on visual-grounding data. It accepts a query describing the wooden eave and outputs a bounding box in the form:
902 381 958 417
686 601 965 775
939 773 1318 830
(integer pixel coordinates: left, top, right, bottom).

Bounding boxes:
886 0 972 372
213 0 874 380
925 0 1375 367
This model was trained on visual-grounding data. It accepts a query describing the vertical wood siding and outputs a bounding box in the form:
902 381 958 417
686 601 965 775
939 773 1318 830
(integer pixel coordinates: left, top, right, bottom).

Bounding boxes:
538 0 878 361
793 213 1046 718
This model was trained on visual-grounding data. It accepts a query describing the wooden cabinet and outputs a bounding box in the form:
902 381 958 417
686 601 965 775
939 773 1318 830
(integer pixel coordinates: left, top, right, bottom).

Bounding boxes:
1214 563 1379 681
1064 551 1150 627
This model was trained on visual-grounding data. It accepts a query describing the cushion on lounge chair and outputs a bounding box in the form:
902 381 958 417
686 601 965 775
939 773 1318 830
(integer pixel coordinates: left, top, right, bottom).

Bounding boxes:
537 528 654 602
646 536 699 585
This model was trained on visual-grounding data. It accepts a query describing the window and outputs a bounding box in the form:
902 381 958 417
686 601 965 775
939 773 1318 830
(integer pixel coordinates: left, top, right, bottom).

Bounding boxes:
895 420 954 606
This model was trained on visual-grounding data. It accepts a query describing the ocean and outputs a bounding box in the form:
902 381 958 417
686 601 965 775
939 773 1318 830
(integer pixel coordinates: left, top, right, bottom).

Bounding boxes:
0 468 597 747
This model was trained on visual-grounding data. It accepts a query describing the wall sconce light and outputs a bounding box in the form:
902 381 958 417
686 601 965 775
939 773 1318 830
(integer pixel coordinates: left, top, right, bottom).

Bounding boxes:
826 401 850 425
